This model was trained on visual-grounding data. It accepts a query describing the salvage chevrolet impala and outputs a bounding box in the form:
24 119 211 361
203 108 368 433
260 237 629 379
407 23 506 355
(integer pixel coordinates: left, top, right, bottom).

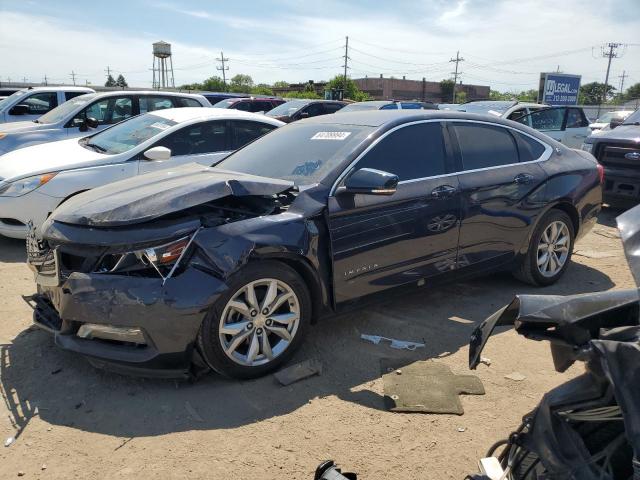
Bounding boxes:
27 111 602 379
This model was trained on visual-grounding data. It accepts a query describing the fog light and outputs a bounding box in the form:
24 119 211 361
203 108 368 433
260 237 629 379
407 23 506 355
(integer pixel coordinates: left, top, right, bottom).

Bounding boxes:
77 324 146 344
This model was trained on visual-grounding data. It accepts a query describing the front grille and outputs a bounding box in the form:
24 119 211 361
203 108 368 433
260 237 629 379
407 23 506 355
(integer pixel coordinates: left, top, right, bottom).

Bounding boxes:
26 234 57 276
597 142 640 168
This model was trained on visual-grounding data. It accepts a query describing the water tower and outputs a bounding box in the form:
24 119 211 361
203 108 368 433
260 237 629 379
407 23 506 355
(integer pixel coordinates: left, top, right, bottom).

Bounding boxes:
152 41 175 89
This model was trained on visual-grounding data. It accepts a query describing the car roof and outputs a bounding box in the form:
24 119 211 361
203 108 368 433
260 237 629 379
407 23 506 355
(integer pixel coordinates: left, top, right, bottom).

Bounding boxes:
19 86 94 92
88 90 205 99
300 109 543 129
148 107 283 124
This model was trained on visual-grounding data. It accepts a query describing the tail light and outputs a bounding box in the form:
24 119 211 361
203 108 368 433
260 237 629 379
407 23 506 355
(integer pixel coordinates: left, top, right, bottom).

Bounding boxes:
597 163 605 184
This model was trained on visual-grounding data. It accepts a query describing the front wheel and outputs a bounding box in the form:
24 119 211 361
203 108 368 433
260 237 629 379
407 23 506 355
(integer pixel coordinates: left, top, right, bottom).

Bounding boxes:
197 261 311 379
514 209 574 286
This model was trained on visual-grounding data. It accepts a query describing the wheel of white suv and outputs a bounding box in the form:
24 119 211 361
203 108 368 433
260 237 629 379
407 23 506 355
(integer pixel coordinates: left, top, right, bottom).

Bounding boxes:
197 261 311 379
514 209 575 286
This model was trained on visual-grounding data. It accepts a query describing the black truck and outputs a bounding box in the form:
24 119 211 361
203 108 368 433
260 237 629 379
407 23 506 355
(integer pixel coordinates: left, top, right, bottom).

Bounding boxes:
583 109 640 209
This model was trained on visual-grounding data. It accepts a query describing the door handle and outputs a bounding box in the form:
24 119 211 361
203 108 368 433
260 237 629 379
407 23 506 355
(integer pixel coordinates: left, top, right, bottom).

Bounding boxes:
572 134 586 139
514 173 534 185
431 185 458 199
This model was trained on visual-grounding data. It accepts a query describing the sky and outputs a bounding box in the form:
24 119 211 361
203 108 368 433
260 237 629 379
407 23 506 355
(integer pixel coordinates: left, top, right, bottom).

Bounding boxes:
1 0 639 92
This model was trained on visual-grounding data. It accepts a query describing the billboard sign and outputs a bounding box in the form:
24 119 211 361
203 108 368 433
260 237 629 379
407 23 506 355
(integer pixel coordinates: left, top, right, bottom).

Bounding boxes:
538 73 581 105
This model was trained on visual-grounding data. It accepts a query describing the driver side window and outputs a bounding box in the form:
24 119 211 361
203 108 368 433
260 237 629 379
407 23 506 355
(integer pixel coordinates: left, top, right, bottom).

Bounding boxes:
353 122 447 181
70 97 133 128
154 121 229 156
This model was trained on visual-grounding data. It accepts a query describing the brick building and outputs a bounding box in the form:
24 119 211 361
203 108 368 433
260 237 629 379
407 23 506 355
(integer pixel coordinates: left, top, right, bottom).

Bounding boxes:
353 76 490 102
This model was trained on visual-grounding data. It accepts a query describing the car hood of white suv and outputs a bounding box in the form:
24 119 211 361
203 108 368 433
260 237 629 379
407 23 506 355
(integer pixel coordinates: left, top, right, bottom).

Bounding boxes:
0 120 53 134
0 138 110 182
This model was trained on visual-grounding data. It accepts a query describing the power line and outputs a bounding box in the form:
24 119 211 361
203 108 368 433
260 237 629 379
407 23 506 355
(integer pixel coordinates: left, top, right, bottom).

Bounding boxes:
216 51 229 88
450 51 464 102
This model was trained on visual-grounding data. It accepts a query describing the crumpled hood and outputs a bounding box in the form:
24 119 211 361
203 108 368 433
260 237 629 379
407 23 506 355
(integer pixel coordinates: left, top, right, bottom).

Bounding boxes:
593 124 640 143
0 138 107 181
0 120 50 134
49 163 294 227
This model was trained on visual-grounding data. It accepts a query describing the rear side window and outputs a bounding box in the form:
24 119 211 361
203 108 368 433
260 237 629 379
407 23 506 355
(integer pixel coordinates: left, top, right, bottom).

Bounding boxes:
178 98 202 107
566 108 589 128
23 92 58 115
453 123 518 170
323 103 344 114
230 120 277 149
155 121 228 155
233 101 251 112
380 103 398 110
140 96 174 114
400 102 422 109
513 132 546 162
65 91 87 101
356 122 446 181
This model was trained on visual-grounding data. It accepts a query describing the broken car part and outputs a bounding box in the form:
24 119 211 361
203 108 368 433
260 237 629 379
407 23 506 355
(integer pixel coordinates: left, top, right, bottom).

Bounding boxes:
361 334 425 351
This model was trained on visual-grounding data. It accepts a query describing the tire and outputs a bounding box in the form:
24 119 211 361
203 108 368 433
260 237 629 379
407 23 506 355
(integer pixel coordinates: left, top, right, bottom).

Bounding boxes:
197 260 311 379
514 209 575 286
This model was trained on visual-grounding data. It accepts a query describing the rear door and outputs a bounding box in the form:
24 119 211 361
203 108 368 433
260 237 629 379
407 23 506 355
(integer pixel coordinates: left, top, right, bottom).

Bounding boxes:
138 120 231 174
450 121 549 273
515 107 589 148
563 107 590 148
328 121 462 304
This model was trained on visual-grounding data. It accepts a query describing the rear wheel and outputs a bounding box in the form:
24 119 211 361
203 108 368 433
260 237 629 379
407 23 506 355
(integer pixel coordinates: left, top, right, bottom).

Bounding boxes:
514 209 574 286
197 261 311 379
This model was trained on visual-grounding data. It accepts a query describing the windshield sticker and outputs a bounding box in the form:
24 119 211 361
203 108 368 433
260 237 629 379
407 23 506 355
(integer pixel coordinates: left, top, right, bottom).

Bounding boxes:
311 131 351 140
150 122 171 130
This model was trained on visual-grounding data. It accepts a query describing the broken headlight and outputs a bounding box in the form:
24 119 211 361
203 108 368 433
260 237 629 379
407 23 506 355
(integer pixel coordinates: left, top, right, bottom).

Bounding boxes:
96 230 200 282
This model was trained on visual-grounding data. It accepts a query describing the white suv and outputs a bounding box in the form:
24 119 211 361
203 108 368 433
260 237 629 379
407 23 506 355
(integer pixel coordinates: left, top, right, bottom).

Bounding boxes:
0 86 95 123
0 91 210 155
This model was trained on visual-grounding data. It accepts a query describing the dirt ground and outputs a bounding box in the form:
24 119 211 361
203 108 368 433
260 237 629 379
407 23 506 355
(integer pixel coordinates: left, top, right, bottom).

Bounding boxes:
0 208 635 479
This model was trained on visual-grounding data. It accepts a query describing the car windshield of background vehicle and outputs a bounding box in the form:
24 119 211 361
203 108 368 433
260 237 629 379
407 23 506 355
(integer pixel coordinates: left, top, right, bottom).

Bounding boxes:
37 94 96 124
266 99 306 117
216 123 375 185
623 110 640 125
459 101 514 116
212 99 237 108
339 102 386 112
0 90 27 111
79 113 177 155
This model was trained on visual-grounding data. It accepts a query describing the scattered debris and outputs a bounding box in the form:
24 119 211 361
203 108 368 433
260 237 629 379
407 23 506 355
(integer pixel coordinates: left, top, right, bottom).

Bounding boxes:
33 407 39 416
479 357 492 367
574 250 618 259
50 368 62 375
381 359 484 415
47 427 52 432
361 334 425 351
41 464 47 471
504 372 526 382
74 402 84 410
457 427 466 432
592 228 620 239
17 471 25 477
114 437 134 451
184 401 204 423
5 436 15 447
274 359 323 386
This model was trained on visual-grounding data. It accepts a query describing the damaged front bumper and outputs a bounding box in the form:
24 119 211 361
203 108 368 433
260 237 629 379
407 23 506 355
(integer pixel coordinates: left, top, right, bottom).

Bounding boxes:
27 266 227 378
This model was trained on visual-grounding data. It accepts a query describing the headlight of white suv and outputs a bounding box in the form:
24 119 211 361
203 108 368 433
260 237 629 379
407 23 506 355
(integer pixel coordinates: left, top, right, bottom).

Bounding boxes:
0 173 57 197
581 143 593 154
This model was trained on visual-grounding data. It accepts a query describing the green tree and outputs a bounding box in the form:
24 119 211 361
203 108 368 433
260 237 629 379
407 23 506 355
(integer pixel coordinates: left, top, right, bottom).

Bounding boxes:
579 82 616 105
272 81 289 89
440 79 455 101
116 74 128 88
455 91 467 103
229 74 254 93
251 84 275 96
489 89 513 101
326 75 369 101
282 90 322 99
624 82 640 101
516 89 538 102
202 76 227 91
104 74 117 87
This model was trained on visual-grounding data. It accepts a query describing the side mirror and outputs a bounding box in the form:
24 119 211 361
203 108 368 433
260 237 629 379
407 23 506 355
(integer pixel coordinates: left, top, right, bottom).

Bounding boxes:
78 117 99 132
298 111 310 119
609 119 623 129
9 104 29 115
342 168 399 195
143 146 172 161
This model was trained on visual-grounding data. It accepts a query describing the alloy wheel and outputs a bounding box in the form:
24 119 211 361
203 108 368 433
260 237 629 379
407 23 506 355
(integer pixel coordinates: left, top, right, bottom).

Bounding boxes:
219 278 301 367
537 220 570 277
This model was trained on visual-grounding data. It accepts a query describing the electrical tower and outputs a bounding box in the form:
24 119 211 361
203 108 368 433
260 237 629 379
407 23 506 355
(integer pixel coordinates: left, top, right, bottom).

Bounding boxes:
216 51 229 90
449 51 464 103
598 42 621 116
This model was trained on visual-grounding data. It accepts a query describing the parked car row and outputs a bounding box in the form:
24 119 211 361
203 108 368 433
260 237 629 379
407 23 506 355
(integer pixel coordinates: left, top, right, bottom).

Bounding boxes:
15 107 602 379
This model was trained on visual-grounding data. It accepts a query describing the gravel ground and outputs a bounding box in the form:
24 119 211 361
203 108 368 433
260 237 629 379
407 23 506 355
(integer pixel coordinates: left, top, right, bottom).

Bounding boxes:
0 208 634 479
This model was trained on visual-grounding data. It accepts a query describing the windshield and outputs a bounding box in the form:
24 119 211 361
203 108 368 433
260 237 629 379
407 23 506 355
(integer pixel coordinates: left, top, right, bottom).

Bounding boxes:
37 93 96 124
458 101 515 116
0 90 28 111
339 102 387 112
266 100 307 117
212 99 237 108
622 110 640 125
216 123 375 185
80 113 177 155
597 111 632 123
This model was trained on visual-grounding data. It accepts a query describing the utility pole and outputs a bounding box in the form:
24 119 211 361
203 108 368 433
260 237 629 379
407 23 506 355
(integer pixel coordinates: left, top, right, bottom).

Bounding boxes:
449 50 464 103
70 70 77 86
43 75 48 86
105 66 112 82
343 36 349 82
618 70 628 97
22 76 28 83
216 51 229 90
598 42 621 117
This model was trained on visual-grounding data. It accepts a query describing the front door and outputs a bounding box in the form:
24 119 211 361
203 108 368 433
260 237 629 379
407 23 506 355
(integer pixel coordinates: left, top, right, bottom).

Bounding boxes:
66 96 135 138
328 121 462 304
450 121 549 272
